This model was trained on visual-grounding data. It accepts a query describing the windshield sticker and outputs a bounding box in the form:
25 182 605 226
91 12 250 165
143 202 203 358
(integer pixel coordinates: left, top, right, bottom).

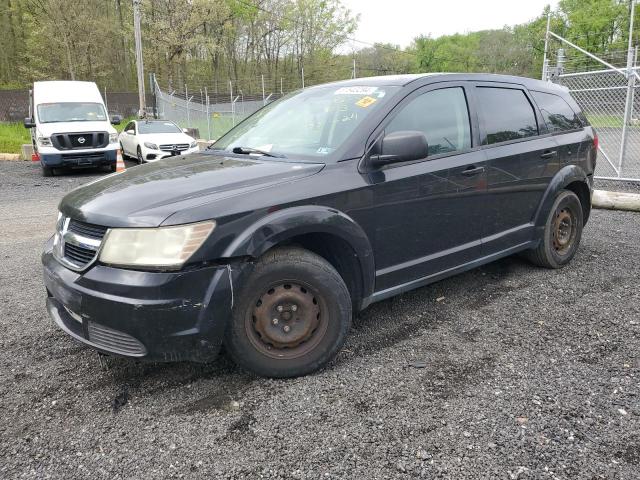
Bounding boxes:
355 96 377 108
335 86 378 96
316 147 331 155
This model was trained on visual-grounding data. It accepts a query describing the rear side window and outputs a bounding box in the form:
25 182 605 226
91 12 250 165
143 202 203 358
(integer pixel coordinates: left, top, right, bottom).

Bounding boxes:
386 87 471 156
531 91 582 133
476 87 538 145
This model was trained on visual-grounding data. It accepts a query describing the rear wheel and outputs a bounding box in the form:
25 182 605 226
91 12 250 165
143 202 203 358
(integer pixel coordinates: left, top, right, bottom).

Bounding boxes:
526 190 583 269
119 143 129 160
42 165 53 177
224 247 351 378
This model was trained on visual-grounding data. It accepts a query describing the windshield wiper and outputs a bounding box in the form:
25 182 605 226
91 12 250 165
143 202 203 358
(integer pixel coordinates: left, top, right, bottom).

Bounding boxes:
231 146 285 158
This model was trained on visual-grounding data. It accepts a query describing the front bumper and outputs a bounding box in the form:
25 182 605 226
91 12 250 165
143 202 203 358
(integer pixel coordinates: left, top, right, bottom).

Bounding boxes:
40 147 118 168
42 238 236 362
145 146 200 161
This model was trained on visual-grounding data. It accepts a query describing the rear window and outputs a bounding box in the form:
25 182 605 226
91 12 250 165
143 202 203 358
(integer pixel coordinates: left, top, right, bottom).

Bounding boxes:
476 87 538 145
531 91 582 133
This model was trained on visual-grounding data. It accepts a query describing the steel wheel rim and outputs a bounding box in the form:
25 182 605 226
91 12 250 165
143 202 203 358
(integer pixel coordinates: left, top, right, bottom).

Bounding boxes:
245 281 329 360
552 206 576 255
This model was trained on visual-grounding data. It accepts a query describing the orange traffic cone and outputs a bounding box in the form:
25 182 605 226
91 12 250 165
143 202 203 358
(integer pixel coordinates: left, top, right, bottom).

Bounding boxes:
116 149 126 173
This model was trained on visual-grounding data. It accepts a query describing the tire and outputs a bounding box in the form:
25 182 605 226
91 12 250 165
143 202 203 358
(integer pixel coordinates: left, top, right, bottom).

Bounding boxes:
136 146 144 164
225 247 352 378
42 165 53 177
119 143 128 160
525 190 583 269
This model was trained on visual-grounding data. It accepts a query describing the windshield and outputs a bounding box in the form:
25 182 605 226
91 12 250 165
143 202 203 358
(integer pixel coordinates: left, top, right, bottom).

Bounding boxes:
213 85 399 160
138 121 182 134
37 102 107 123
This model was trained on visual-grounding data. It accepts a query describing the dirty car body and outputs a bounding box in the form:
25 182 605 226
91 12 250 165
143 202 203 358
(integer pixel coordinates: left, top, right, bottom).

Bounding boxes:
43 73 597 368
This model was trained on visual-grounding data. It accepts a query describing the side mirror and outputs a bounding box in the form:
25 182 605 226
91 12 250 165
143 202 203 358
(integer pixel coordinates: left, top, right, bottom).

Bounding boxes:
182 128 189 134
125 129 135 135
24 117 35 129
369 130 429 169
110 114 123 125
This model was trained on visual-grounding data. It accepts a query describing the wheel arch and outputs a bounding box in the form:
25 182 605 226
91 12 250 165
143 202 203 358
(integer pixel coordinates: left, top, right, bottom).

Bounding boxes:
221 206 375 310
534 165 592 227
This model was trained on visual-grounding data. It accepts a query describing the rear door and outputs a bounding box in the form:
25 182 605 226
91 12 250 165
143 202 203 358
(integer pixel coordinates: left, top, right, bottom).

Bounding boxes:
473 83 559 254
363 83 490 292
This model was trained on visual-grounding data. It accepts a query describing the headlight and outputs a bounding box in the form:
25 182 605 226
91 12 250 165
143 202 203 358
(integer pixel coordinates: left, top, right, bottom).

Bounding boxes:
37 136 52 147
190 141 198 148
99 221 215 269
144 142 159 150
109 133 118 144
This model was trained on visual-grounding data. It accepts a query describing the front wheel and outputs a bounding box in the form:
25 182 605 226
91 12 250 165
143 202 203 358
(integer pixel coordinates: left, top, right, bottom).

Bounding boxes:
42 165 54 177
525 190 583 269
224 247 352 378
136 146 144 164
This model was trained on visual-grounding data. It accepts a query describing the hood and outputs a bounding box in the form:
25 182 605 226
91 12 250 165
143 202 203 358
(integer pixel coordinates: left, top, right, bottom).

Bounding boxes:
59 152 324 227
136 132 195 145
37 120 116 137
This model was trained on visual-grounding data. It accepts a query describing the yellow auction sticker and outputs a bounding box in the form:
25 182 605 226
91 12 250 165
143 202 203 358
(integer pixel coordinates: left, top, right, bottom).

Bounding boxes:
355 96 377 108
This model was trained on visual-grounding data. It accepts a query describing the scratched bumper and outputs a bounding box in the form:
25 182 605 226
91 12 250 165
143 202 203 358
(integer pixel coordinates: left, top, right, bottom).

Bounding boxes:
41 237 234 362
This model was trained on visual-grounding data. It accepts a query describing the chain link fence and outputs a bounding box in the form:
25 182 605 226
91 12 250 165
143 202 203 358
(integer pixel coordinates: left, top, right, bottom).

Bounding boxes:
553 65 640 181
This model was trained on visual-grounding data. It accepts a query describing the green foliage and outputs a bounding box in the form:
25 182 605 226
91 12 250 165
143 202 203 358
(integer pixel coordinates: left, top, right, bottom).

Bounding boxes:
0 122 30 154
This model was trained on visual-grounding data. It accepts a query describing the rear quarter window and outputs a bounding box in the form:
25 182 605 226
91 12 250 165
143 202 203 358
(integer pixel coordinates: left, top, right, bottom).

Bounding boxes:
531 91 583 133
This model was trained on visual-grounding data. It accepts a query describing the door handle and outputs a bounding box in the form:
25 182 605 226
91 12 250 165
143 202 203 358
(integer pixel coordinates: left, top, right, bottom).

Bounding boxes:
461 165 485 176
540 150 557 159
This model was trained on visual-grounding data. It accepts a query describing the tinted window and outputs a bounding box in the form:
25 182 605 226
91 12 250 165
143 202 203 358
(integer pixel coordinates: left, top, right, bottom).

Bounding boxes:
386 87 471 156
476 87 538 145
531 91 582 133
125 122 135 133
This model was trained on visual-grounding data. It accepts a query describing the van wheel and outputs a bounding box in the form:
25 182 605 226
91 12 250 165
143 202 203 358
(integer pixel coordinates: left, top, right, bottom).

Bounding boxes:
224 247 351 378
526 190 583 269
42 165 53 177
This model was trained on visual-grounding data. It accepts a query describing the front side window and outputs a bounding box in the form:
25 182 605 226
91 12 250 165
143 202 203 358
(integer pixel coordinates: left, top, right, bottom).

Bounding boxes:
476 87 538 145
386 87 471 156
37 102 107 123
531 91 582 133
125 122 135 133
213 85 400 160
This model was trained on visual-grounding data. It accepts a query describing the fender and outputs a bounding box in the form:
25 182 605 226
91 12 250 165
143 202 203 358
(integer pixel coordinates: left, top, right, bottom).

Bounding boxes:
221 205 376 302
533 164 590 228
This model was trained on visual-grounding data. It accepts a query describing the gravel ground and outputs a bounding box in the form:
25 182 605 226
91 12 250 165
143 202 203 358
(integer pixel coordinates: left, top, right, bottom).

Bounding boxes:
595 178 640 194
1 160 639 479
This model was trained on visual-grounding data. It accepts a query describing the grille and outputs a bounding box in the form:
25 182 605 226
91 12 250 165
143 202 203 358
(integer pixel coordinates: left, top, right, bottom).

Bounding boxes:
52 132 108 150
61 152 107 163
159 143 190 152
64 243 96 265
68 219 108 239
87 321 147 356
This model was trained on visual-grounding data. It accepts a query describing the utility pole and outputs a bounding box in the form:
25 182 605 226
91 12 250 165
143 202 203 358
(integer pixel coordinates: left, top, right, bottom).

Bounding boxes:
133 0 146 117
542 10 551 80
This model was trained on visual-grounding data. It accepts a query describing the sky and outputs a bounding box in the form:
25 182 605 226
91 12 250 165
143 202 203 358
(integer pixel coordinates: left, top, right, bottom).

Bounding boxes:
341 0 560 49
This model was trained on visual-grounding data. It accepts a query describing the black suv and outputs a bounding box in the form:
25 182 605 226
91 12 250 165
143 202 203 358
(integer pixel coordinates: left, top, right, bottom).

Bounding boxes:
43 74 596 377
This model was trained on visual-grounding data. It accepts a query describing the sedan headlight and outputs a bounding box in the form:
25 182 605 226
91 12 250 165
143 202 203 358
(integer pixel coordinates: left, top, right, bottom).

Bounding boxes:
99 221 215 269
144 142 159 150
109 132 118 144
190 141 198 148
37 136 52 147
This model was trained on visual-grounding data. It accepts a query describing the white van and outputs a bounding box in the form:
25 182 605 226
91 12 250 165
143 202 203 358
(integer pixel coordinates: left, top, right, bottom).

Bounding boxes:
24 81 122 176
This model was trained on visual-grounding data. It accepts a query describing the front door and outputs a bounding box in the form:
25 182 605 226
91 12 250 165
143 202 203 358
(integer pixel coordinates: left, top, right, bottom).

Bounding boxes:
362 84 489 293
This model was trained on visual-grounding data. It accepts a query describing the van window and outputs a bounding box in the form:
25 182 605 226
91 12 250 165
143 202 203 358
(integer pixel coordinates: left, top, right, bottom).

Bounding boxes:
386 87 471 156
37 102 107 124
531 91 582 133
476 87 538 145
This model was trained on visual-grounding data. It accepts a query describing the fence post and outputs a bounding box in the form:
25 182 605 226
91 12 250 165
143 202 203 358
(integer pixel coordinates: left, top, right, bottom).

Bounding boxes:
619 45 637 177
542 11 551 80
262 74 265 105
205 86 211 141
230 80 234 127
185 83 190 127
280 77 283 95
301 67 305 89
